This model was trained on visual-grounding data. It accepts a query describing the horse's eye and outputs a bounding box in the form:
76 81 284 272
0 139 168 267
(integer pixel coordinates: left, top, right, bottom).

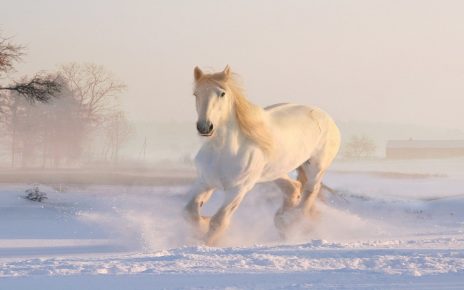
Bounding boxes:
220 92 225 97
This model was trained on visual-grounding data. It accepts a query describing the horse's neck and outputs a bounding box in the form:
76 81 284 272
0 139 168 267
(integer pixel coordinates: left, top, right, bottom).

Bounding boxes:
211 112 246 154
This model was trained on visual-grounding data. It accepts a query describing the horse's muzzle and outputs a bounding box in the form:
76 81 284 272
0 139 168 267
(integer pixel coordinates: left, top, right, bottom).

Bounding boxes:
197 120 214 136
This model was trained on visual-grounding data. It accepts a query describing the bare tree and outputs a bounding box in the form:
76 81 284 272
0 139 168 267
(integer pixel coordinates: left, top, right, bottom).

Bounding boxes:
59 63 126 122
0 33 61 103
0 90 27 167
102 111 133 164
0 36 24 75
0 80 86 168
0 74 61 103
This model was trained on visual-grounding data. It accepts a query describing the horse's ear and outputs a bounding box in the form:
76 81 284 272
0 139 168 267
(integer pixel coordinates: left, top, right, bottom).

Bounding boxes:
223 65 231 80
194 66 203 81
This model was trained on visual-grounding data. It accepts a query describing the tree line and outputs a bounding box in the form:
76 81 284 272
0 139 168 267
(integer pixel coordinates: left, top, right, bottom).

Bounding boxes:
0 33 132 168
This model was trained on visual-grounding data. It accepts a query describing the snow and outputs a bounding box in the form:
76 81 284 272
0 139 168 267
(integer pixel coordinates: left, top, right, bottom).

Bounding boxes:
0 160 463 289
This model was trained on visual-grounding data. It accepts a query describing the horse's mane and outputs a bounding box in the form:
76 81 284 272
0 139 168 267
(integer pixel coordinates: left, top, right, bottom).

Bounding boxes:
197 72 273 155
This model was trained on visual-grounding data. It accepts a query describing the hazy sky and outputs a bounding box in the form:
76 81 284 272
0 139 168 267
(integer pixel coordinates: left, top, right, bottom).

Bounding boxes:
2 0 464 130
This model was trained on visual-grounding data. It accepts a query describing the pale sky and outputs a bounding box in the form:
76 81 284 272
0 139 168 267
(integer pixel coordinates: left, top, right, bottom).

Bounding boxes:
2 0 464 130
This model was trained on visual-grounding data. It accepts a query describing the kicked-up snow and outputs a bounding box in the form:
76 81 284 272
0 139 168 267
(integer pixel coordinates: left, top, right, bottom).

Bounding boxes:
0 159 463 289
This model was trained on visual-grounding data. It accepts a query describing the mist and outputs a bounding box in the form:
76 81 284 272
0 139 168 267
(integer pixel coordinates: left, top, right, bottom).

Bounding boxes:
1 0 464 245
1 0 464 166
2 2 464 288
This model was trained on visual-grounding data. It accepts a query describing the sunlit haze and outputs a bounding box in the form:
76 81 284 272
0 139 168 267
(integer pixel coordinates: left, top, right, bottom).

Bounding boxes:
2 2 464 288
3 0 463 130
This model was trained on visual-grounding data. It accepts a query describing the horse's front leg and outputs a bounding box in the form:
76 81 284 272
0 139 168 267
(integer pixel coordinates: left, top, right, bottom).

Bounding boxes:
183 180 214 235
205 184 253 246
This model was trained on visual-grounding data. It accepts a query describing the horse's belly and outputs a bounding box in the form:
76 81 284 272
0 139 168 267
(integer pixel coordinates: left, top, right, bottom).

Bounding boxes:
259 145 313 182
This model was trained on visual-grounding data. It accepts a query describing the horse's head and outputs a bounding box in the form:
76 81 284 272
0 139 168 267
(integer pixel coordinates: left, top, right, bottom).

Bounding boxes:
193 65 233 137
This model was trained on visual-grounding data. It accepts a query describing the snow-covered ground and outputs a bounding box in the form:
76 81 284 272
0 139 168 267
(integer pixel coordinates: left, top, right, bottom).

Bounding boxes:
1 159 463 289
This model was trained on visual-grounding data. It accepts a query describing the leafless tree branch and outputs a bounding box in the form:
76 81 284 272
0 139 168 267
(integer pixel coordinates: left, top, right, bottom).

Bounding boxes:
59 63 126 122
0 36 25 76
0 74 61 103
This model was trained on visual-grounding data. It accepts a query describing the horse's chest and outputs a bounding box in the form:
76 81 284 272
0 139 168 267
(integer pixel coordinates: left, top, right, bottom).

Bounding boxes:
195 146 253 189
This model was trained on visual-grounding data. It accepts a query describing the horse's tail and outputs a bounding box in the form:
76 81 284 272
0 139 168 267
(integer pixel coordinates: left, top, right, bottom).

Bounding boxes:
321 182 336 195
318 182 333 203
321 182 350 203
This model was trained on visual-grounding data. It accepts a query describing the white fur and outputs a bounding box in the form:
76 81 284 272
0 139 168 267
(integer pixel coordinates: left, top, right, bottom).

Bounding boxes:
184 66 341 245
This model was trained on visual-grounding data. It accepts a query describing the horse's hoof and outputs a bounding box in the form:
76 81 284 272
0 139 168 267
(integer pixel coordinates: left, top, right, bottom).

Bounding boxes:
309 207 321 219
274 208 302 235
198 216 211 234
204 233 220 247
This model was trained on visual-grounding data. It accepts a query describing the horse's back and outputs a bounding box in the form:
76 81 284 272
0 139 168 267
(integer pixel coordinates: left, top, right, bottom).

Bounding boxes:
259 103 340 180
265 103 326 130
264 103 292 111
265 103 337 135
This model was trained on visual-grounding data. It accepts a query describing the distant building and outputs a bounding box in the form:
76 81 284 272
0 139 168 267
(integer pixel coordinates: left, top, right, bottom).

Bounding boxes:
386 139 464 159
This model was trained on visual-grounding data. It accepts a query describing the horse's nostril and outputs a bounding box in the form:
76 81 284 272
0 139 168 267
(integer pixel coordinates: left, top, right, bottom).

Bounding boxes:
197 120 213 135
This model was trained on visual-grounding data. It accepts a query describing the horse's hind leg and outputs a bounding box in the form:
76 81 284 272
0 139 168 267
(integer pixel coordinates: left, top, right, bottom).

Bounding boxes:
296 167 307 189
298 160 326 216
275 176 302 210
299 119 340 215
273 176 302 234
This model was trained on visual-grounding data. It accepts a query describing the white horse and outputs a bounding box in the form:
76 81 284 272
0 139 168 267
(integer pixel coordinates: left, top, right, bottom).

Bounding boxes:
184 66 341 245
